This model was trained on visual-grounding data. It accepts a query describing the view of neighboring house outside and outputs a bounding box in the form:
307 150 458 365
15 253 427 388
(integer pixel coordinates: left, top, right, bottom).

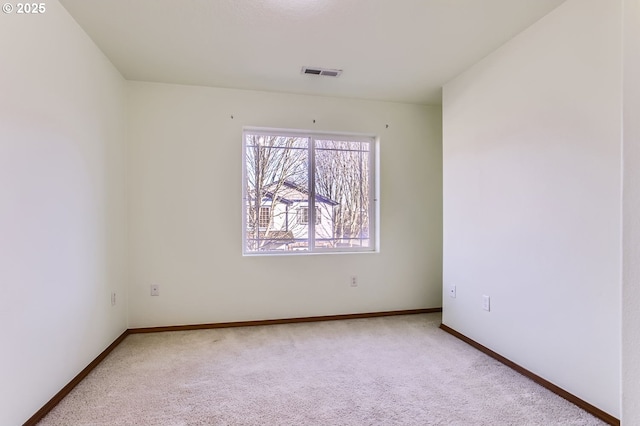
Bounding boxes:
258 181 338 250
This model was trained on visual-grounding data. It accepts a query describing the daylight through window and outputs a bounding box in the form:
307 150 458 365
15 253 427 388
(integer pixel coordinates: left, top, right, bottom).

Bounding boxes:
243 129 376 254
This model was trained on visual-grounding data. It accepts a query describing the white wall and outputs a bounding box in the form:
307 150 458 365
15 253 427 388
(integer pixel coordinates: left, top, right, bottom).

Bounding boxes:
623 0 640 423
0 2 128 424
127 82 442 328
442 0 621 418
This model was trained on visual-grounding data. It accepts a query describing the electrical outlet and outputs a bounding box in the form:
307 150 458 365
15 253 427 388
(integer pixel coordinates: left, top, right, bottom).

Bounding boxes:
350 275 358 287
482 295 490 311
111 292 116 306
150 284 160 296
449 285 456 298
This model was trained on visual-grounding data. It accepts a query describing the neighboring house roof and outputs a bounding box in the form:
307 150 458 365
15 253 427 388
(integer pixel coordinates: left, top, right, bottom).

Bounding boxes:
262 181 339 206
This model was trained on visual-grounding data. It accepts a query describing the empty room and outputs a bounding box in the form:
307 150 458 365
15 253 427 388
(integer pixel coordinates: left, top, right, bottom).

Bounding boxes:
1 0 639 425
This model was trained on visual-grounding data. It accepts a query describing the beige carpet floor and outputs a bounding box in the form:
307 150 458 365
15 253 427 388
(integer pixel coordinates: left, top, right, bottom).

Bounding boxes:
38 313 607 425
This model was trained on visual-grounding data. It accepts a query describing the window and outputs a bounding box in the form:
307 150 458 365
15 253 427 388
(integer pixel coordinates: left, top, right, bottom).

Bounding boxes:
259 207 271 228
243 128 376 254
298 207 321 225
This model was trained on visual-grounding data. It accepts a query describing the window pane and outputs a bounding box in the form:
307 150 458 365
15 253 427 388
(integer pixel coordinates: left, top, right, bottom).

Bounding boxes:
314 139 371 249
245 134 309 252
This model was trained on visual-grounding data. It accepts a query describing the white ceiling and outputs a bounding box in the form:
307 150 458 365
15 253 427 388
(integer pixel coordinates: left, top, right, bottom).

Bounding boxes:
59 0 565 105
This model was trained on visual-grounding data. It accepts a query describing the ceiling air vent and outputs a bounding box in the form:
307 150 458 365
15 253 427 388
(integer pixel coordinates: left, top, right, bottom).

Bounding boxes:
301 66 342 77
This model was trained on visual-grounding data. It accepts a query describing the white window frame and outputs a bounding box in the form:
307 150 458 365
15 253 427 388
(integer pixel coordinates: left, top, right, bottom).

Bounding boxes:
242 127 378 255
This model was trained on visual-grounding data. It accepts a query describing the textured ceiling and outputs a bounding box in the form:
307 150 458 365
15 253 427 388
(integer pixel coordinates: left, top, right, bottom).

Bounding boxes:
59 0 565 105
